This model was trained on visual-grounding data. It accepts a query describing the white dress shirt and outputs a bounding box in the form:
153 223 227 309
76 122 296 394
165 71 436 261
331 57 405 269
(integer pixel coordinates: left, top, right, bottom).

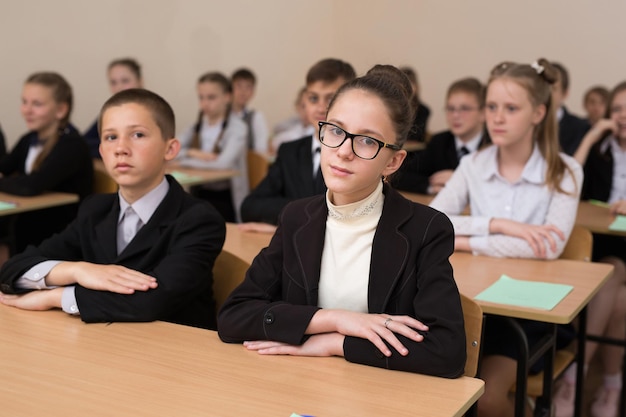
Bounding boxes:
430 144 583 258
603 136 626 203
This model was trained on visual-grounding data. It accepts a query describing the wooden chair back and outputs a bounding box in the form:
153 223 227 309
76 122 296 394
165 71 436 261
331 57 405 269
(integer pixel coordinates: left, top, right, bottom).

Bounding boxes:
93 168 118 194
461 294 484 377
247 151 269 190
212 250 250 312
559 225 593 262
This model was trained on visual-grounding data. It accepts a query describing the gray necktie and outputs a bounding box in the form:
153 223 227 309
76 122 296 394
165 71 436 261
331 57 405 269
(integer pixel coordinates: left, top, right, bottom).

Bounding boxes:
117 206 143 254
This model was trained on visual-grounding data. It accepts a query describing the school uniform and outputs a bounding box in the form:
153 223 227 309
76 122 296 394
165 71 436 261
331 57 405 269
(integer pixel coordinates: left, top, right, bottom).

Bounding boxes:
178 114 249 222
0 125 93 252
407 100 431 142
232 108 269 153
394 130 487 194
0 175 225 329
581 135 626 262
558 106 591 156
240 135 325 225
219 183 466 377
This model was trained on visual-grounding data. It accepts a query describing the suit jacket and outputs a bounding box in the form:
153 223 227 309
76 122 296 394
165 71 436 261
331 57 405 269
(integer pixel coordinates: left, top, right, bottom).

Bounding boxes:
0 176 226 329
0 125 93 251
240 135 322 224
219 184 466 377
559 106 590 156
394 130 488 194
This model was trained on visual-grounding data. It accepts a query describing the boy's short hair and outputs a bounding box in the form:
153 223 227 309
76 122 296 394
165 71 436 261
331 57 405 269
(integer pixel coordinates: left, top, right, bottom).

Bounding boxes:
306 58 356 86
447 77 485 108
552 62 569 93
231 68 256 84
98 88 175 139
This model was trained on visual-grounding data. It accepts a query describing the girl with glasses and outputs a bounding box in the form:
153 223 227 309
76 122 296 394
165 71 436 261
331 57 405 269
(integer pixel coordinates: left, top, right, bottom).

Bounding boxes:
218 65 466 377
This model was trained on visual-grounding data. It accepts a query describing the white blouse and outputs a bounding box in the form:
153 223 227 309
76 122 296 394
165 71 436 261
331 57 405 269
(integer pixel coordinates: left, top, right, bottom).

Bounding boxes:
318 180 384 312
430 144 583 259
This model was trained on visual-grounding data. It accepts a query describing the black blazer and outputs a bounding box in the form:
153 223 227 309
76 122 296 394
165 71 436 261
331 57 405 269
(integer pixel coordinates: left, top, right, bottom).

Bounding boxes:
0 126 93 251
241 135 322 224
581 137 613 201
0 176 226 329
395 130 488 194
219 184 466 377
559 106 590 156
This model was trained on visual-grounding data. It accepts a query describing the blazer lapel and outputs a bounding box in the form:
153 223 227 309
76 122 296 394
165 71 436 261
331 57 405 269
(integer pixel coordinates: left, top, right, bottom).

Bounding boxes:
368 185 412 313
297 136 316 196
292 196 327 304
94 197 121 261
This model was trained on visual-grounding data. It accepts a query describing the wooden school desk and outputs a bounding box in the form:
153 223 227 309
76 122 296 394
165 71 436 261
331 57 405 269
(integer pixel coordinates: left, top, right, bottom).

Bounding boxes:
0 307 484 417
0 191 78 216
576 200 626 237
166 166 239 187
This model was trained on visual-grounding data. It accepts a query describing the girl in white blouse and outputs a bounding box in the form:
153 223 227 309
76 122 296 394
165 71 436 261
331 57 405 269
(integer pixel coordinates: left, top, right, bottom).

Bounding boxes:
431 59 583 417
177 72 248 222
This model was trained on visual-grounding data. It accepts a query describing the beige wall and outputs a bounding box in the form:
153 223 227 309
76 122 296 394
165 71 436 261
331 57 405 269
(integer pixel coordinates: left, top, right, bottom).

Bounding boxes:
1 0 624 147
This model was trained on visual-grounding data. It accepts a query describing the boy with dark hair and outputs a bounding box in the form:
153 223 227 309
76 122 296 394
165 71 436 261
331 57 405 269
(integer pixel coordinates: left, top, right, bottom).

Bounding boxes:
396 77 489 194
0 89 225 329
240 58 356 229
552 62 590 155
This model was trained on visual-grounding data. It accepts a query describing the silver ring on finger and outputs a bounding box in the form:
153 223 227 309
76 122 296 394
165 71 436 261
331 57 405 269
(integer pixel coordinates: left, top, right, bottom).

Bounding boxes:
384 317 393 329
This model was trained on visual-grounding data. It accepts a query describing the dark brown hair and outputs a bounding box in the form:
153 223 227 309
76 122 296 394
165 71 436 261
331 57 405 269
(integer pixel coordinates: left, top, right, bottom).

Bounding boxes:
584 85 610 107
191 72 232 150
25 72 73 171
231 68 256 84
328 64 416 147
108 58 142 80
98 88 175 139
552 62 569 93
306 58 356 86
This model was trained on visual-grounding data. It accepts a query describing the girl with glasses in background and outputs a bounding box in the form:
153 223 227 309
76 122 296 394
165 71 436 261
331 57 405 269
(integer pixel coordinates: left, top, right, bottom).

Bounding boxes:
217 65 466 377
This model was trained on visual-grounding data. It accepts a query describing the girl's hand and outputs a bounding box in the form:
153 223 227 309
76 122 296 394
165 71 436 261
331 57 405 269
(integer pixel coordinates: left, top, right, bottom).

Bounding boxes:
188 149 218 161
490 218 565 258
609 200 626 215
312 310 428 357
244 333 345 357
588 119 618 144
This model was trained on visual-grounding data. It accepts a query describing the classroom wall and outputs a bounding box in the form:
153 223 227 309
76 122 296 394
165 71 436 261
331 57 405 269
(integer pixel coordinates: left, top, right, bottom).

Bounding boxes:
1 0 624 147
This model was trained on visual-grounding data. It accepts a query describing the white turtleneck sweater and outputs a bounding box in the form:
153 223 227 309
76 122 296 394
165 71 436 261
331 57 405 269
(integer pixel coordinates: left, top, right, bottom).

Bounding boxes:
318 180 385 312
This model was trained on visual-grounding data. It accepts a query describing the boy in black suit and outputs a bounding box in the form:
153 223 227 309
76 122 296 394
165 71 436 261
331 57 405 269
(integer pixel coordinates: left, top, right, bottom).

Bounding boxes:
0 89 225 329
239 58 356 230
395 77 488 194
552 62 590 155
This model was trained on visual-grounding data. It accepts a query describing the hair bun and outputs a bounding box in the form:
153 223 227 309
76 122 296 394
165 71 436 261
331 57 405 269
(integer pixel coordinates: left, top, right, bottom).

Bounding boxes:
534 58 558 85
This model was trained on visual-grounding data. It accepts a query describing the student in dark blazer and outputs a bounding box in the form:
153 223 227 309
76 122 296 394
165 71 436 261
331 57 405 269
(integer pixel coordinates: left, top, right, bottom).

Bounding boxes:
219 66 465 377
0 72 92 253
0 89 225 330
553 62 591 155
0 124 7 158
553 82 626 417
395 77 488 194
239 58 356 230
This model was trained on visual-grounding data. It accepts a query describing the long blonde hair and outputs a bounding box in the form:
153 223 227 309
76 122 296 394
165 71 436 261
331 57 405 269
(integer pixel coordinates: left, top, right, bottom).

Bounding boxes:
25 72 73 172
487 58 575 194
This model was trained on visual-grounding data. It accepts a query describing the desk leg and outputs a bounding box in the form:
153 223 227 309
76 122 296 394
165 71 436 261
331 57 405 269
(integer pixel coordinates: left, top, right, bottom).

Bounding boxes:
504 318 529 417
534 325 556 417
574 307 587 417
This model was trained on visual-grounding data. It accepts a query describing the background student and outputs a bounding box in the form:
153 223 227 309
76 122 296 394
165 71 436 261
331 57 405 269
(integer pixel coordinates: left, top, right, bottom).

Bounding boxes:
0 72 92 255
552 62 591 156
177 72 248 222
230 68 269 153
583 85 610 126
395 77 489 195
0 88 225 330
552 82 626 417
270 86 313 154
0 124 7 158
83 58 143 159
400 66 431 142
430 59 583 416
218 65 466 377
239 58 356 229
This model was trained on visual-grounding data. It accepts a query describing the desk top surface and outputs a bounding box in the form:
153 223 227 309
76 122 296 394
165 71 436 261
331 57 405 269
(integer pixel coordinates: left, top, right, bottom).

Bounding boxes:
0 191 79 216
0 307 483 417
167 166 239 187
224 224 612 324
576 200 626 237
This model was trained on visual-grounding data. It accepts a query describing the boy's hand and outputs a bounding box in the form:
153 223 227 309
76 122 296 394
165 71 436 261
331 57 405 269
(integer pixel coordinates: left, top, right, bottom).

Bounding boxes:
0 288 63 311
47 262 158 294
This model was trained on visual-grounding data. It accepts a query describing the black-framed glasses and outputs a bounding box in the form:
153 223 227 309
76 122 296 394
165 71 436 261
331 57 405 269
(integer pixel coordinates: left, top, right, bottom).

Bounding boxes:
318 121 401 160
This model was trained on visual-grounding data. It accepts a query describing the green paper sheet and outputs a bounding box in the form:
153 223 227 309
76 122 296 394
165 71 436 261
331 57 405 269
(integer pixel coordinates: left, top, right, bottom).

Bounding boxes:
474 274 573 310
609 215 626 232
0 201 17 211
170 170 202 184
